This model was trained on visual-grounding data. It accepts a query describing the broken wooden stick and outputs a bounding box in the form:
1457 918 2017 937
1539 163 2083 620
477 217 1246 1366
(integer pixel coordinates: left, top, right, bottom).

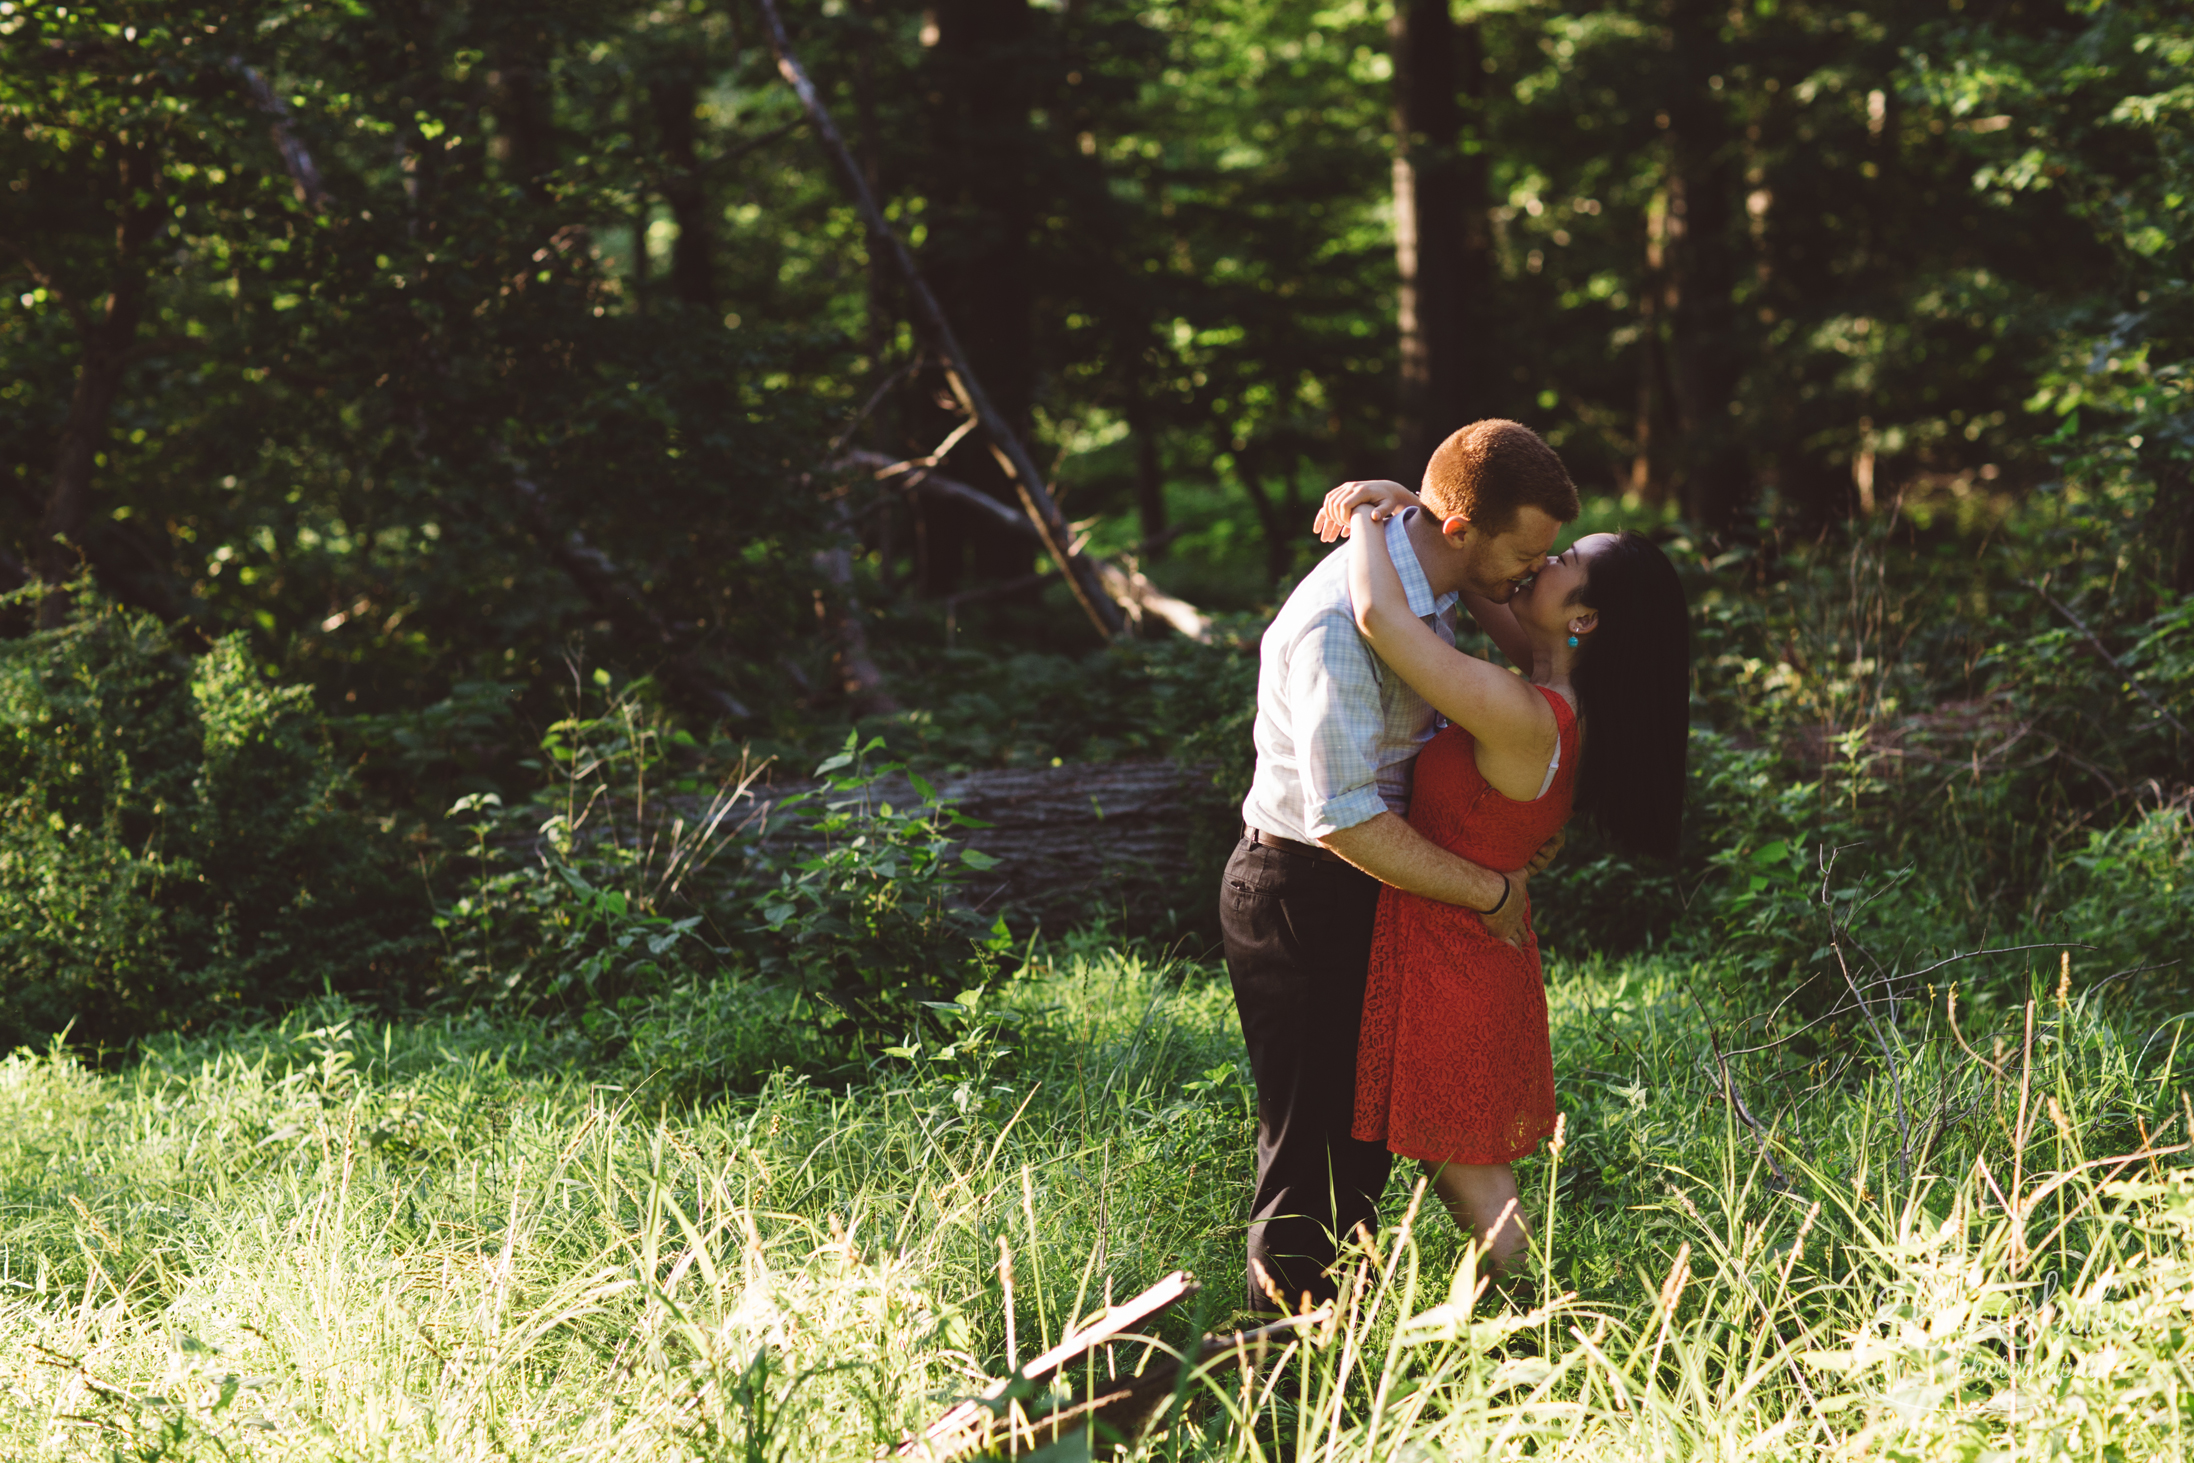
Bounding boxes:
897 1270 1327 1459
899 1270 1197 1459
1053 1307 1331 1452
842 449 1211 642
754 0 1125 642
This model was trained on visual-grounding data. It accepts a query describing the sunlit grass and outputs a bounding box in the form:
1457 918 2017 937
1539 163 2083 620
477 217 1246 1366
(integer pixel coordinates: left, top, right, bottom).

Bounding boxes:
3 938 2190 1459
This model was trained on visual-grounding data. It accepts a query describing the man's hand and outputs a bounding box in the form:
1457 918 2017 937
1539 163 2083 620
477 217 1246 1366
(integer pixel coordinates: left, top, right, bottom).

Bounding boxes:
1483 870 1530 948
1479 831 1562 948
1322 813 1543 948
1314 480 1423 542
1523 827 1565 877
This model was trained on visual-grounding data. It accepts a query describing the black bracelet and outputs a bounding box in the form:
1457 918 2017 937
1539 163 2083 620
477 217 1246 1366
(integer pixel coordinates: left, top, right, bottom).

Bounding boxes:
1483 874 1511 917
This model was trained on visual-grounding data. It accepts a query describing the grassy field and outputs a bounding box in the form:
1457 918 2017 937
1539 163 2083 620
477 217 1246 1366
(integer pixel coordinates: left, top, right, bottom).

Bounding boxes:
5 935 2193 1460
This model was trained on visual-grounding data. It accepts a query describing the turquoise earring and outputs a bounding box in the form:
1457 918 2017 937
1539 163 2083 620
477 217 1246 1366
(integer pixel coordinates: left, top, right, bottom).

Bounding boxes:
1567 634 1579 648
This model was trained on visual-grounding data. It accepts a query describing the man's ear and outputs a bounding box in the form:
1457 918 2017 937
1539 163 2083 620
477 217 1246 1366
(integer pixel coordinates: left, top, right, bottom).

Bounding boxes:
1439 512 1473 545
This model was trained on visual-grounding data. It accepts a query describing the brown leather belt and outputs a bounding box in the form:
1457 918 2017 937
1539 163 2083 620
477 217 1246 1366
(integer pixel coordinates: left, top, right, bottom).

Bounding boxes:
1246 826 1348 864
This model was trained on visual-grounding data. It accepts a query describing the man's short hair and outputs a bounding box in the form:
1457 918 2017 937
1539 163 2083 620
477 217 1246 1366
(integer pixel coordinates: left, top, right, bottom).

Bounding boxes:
1420 420 1580 532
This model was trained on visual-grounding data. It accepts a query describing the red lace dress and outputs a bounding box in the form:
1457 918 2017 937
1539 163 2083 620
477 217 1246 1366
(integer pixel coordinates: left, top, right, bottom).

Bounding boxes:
1353 683 1578 1166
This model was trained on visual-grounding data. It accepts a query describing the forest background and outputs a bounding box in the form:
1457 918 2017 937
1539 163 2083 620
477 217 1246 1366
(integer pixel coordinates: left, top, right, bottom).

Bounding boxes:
3 0 2188 1049
3 0 2189 1047
0 2 2192 1455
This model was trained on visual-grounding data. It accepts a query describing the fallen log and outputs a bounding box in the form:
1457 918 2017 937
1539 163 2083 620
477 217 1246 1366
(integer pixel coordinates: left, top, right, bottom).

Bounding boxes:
743 757 1216 929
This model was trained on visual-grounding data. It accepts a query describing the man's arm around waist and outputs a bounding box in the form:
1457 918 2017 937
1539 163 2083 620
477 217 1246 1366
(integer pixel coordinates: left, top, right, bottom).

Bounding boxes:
1318 812 1531 945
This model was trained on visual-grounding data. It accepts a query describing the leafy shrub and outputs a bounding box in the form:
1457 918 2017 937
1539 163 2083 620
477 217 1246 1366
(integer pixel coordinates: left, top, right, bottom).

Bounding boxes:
0 602 430 1050
741 733 1015 1043
436 693 1021 1078
1534 727 1781 959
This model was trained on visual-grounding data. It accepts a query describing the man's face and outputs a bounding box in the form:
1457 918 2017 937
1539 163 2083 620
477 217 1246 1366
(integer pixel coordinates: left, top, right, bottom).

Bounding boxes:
1451 505 1563 603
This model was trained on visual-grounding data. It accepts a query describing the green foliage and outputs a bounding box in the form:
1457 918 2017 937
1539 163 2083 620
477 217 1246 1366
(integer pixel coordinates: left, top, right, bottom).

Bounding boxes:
434 694 1023 1071
2051 803 2194 980
16 0 2188 740
744 733 1016 1044
1 0 832 735
1514 500 2193 1003
0 601 428 1050
433 682 753 1014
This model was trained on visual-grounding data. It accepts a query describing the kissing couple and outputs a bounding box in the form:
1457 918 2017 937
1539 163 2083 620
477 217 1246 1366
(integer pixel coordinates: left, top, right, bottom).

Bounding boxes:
1221 418 1691 1314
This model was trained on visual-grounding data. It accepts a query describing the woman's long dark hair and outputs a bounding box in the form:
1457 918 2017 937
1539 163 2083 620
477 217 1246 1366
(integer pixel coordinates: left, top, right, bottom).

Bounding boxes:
1570 531 1690 861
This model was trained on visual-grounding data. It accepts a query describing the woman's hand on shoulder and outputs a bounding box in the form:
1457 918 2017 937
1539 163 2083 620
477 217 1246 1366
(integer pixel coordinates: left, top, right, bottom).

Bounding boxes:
1315 480 1423 543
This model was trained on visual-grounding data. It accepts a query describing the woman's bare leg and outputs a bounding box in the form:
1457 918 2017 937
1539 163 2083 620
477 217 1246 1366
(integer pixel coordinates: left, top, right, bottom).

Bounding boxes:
1426 1161 1531 1278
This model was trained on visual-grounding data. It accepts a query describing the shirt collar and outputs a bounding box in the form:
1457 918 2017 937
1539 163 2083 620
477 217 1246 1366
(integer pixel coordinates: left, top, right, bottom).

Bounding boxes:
1387 508 1459 619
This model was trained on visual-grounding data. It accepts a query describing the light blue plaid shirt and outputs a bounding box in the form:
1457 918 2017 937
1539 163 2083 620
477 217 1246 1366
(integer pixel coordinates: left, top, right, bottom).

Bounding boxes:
1241 511 1459 843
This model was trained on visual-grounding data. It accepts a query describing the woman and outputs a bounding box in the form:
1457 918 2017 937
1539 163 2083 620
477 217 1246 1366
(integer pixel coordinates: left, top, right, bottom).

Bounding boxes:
1315 480 1690 1279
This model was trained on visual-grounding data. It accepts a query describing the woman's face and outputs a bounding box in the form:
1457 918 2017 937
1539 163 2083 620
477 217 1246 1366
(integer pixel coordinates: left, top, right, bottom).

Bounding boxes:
1510 532 1618 637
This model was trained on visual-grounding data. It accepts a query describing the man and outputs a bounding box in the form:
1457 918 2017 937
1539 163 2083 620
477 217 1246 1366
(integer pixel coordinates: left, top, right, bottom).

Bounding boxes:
1223 419 1582 1313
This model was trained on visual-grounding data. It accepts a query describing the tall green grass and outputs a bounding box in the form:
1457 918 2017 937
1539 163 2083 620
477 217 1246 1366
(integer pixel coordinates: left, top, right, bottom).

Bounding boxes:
4 937 2190 1459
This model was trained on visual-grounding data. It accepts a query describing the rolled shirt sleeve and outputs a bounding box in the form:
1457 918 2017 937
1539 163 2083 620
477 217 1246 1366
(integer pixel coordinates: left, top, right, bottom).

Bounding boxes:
1291 612 1392 840
1238 511 1456 845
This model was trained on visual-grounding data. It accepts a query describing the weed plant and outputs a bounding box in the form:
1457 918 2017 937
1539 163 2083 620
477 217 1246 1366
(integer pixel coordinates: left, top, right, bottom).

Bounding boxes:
5 926 2191 1460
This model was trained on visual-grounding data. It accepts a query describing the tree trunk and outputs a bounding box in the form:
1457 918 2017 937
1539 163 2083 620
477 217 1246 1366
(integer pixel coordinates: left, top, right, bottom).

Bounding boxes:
1231 442 1292 588
1453 19 1495 427
853 0 893 373
487 29 554 199
2145 454 2194 598
1629 188 1677 507
1128 389 1167 550
649 70 717 310
37 145 160 629
1662 0 1750 535
920 0 1038 593
1391 0 1463 476
1392 4 1496 479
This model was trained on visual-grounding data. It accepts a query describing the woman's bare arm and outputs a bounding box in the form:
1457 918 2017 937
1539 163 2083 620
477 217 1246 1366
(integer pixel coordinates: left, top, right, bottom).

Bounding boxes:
1347 506 1557 796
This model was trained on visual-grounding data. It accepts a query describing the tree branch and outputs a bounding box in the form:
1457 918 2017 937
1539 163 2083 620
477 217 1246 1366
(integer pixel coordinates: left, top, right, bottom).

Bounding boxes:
844 450 1210 641
2032 578 2190 740
229 58 326 208
754 0 1125 640
511 471 753 721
